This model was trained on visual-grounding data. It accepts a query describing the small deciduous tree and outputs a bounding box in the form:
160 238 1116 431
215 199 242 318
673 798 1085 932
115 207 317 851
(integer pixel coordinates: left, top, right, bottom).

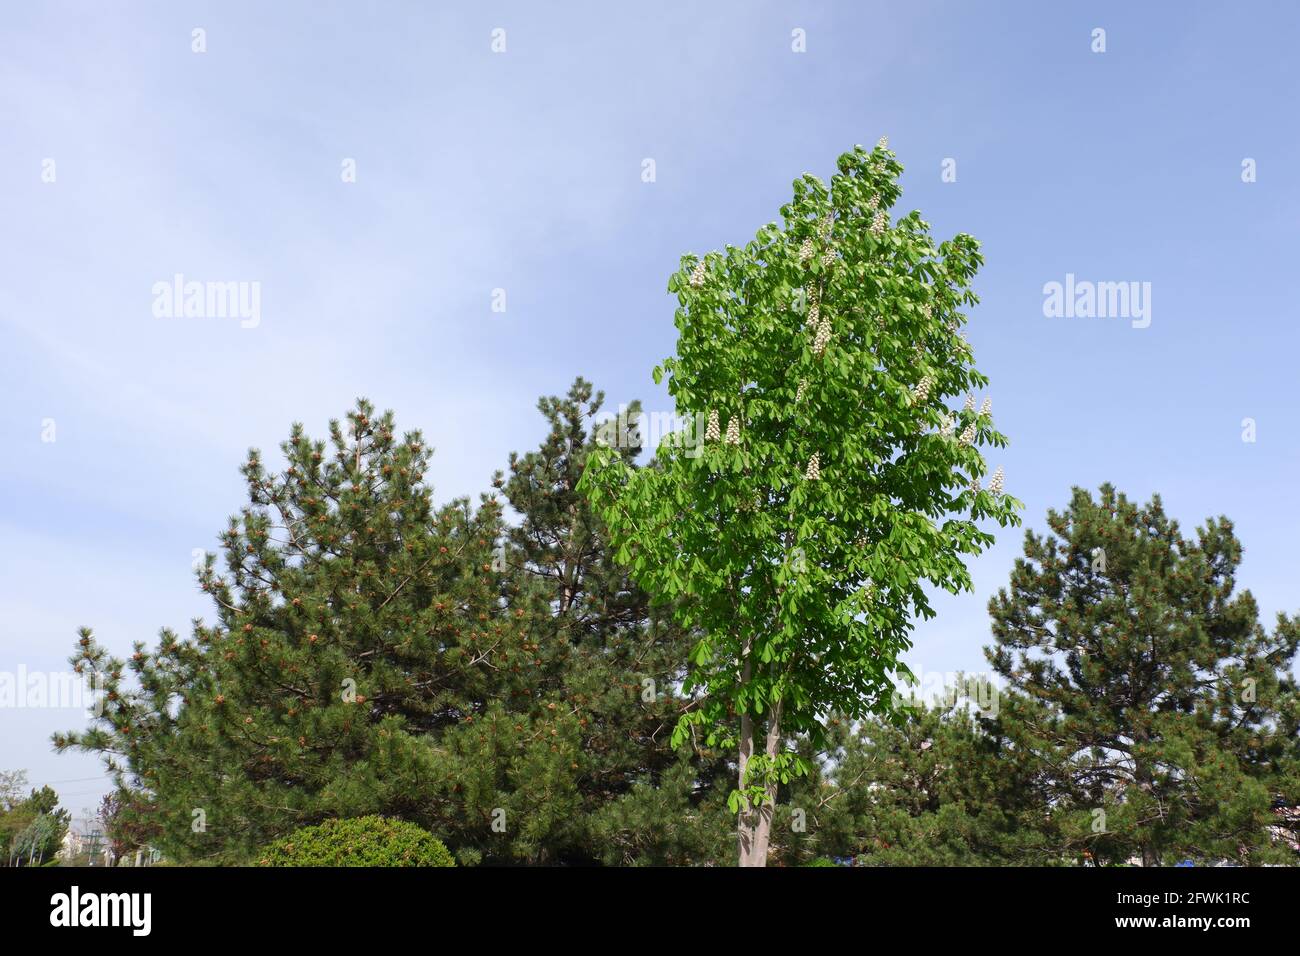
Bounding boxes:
582 141 1020 865
0 778 70 867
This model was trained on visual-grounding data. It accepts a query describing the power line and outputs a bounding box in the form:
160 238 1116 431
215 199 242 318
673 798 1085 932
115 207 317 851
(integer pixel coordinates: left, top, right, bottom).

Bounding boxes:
53 789 113 798
29 774 114 786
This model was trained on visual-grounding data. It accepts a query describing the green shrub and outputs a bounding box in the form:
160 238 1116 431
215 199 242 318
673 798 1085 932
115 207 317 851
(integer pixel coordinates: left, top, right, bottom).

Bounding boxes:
256 816 455 867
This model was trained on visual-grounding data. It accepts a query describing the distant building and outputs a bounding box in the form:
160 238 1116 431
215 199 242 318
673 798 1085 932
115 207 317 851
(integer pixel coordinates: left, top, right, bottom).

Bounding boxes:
57 826 84 863
1271 805 1300 853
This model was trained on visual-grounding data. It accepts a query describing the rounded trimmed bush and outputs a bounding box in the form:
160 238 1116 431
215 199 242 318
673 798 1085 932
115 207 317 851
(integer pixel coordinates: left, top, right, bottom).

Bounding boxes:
256 815 455 867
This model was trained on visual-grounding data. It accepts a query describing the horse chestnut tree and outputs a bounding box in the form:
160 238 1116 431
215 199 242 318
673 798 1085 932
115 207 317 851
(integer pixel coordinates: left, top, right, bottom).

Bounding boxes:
581 141 1021 866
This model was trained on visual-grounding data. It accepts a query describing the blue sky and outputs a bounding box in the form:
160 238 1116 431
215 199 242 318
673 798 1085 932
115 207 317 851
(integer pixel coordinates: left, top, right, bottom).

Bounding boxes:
3 1 1299 818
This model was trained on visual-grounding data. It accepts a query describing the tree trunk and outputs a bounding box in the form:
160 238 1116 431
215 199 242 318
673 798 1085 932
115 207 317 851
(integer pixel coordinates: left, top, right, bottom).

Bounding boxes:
750 699 783 865
738 708 757 865
736 638 762 866
1133 746 1161 867
737 661 782 867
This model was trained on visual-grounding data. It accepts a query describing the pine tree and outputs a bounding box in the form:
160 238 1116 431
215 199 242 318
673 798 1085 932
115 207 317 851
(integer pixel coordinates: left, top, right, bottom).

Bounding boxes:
986 484 1300 865
56 400 548 862
780 698 1053 866
582 141 1020 865
54 391 739 866
491 378 732 864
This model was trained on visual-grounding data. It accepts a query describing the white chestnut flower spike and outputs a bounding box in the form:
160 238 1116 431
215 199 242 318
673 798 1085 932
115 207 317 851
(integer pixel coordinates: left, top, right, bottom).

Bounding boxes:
704 410 720 442
690 258 707 287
